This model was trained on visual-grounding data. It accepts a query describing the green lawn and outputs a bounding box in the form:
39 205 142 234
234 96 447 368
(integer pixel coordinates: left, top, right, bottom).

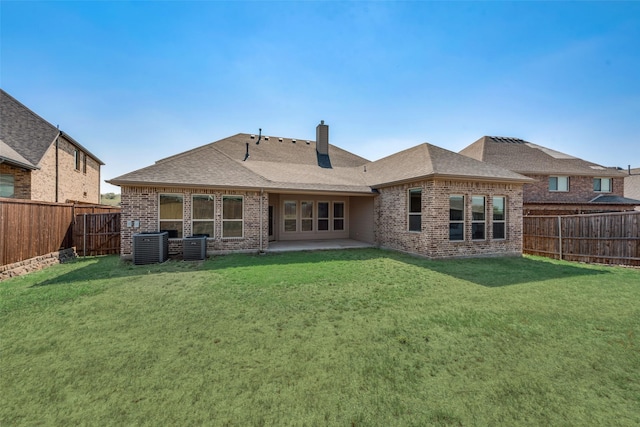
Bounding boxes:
1 249 639 426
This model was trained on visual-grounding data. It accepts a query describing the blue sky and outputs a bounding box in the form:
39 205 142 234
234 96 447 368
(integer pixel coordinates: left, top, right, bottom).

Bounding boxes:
2 1 639 193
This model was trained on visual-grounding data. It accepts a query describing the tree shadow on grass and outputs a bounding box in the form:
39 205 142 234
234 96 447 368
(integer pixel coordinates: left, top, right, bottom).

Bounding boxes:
29 249 610 288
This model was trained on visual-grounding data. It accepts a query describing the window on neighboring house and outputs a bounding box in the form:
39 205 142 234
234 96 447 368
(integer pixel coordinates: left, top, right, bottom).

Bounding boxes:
74 149 81 170
159 194 183 238
493 196 506 240
0 174 15 198
333 202 345 231
284 201 297 232
318 202 329 231
449 195 464 241
549 176 569 192
594 178 611 193
408 188 422 232
301 201 314 231
222 196 243 238
192 195 215 237
83 154 87 174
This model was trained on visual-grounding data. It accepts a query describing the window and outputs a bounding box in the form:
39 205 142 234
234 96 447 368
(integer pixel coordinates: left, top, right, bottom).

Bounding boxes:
333 202 345 231
159 194 183 238
74 149 81 170
594 178 611 193
493 196 506 240
83 154 87 174
0 174 15 198
471 196 486 240
449 195 464 241
549 176 569 192
192 195 215 237
301 201 313 231
408 188 422 232
222 196 243 238
284 201 297 232
318 202 329 231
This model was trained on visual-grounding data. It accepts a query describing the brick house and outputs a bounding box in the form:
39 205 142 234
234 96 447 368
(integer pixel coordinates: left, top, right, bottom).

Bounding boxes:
109 122 532 259
0 89 103 203
460 136 640 215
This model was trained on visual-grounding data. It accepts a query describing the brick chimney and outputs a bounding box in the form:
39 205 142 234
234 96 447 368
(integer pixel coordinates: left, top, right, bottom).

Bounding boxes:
316 120 329 156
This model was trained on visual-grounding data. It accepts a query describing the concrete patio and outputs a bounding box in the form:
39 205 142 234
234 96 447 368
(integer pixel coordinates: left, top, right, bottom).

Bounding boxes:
266 239 375 253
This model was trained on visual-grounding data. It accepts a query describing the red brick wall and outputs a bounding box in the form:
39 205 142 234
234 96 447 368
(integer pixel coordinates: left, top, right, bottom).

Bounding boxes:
120 186 268 258
375 179 524 258
0 163 31 199
523 175 624 203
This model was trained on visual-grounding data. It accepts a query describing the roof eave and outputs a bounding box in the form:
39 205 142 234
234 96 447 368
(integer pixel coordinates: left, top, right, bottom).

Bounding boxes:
0 157 39 171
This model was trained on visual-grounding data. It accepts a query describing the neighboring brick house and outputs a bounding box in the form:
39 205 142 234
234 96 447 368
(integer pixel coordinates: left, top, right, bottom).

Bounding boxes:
0 89 103 203
108 122 532 259
460 136 639 215
625 168 640 211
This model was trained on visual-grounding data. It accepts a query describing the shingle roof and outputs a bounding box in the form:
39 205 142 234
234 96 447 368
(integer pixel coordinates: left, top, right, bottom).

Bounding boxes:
364 143 532 188
0 89 104 166
460 136 625 177
109 133 532 193
589 194 640 205
0 139 37 169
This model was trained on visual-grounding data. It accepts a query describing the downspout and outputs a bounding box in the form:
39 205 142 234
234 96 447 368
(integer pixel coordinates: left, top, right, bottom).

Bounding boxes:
55 126 60 202
259 188 264 253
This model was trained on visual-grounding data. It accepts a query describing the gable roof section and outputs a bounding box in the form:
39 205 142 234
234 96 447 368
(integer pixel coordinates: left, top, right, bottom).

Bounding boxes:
0 89 104 167
109 133 373 193
364 143 532 188
460 136 625 177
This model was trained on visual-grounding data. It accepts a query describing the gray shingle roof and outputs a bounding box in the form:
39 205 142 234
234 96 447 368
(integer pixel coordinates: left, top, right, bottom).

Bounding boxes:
365 143 532 188
0 139 37 169
109 133 532 193
0 89 104 166
589 194 640 205
460 136 625 177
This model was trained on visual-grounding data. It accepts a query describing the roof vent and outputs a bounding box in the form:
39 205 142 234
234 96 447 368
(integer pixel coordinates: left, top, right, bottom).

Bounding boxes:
250 135 255 139
264 136 270 141
306 140 311 145
279 138 283 142
292 139 297 143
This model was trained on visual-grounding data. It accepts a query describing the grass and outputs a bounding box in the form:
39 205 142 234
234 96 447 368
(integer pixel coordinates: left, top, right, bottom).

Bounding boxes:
1 249 639 426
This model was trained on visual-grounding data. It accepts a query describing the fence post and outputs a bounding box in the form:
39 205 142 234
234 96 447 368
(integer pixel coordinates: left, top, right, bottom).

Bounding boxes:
83 213 87 257
558 216 563 260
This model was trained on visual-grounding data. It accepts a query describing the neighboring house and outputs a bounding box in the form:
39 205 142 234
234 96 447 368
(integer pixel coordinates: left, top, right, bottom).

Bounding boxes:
0 89 104 203
108 121 532 259
625 167 640 211
460 136 639 215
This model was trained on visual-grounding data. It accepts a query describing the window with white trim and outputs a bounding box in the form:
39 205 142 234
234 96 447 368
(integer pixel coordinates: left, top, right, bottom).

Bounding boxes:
449 195 464 241
0 174 15 198
192 195 215 237
333 202 345 231
471 196 486 240
318 202 329 231
492 196 506 240
222 196 243 238
301 201 313 231
408 188 422 232
593 178 611 193
549 176 569 192
159 194 183 238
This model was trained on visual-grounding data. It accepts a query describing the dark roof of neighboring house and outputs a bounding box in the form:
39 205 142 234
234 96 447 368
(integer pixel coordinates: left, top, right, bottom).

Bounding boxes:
109 132 532 193
589 194 640 205
460 136 625 177
0 89 104 167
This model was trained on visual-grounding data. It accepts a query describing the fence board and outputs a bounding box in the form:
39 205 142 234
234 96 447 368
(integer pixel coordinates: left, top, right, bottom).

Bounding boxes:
74 213 121 256
524 211 640 266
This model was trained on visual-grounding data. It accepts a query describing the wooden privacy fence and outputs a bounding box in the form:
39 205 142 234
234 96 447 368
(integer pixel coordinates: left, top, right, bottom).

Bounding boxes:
523 211 640 266
74 212 121 256
0 198 121 266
